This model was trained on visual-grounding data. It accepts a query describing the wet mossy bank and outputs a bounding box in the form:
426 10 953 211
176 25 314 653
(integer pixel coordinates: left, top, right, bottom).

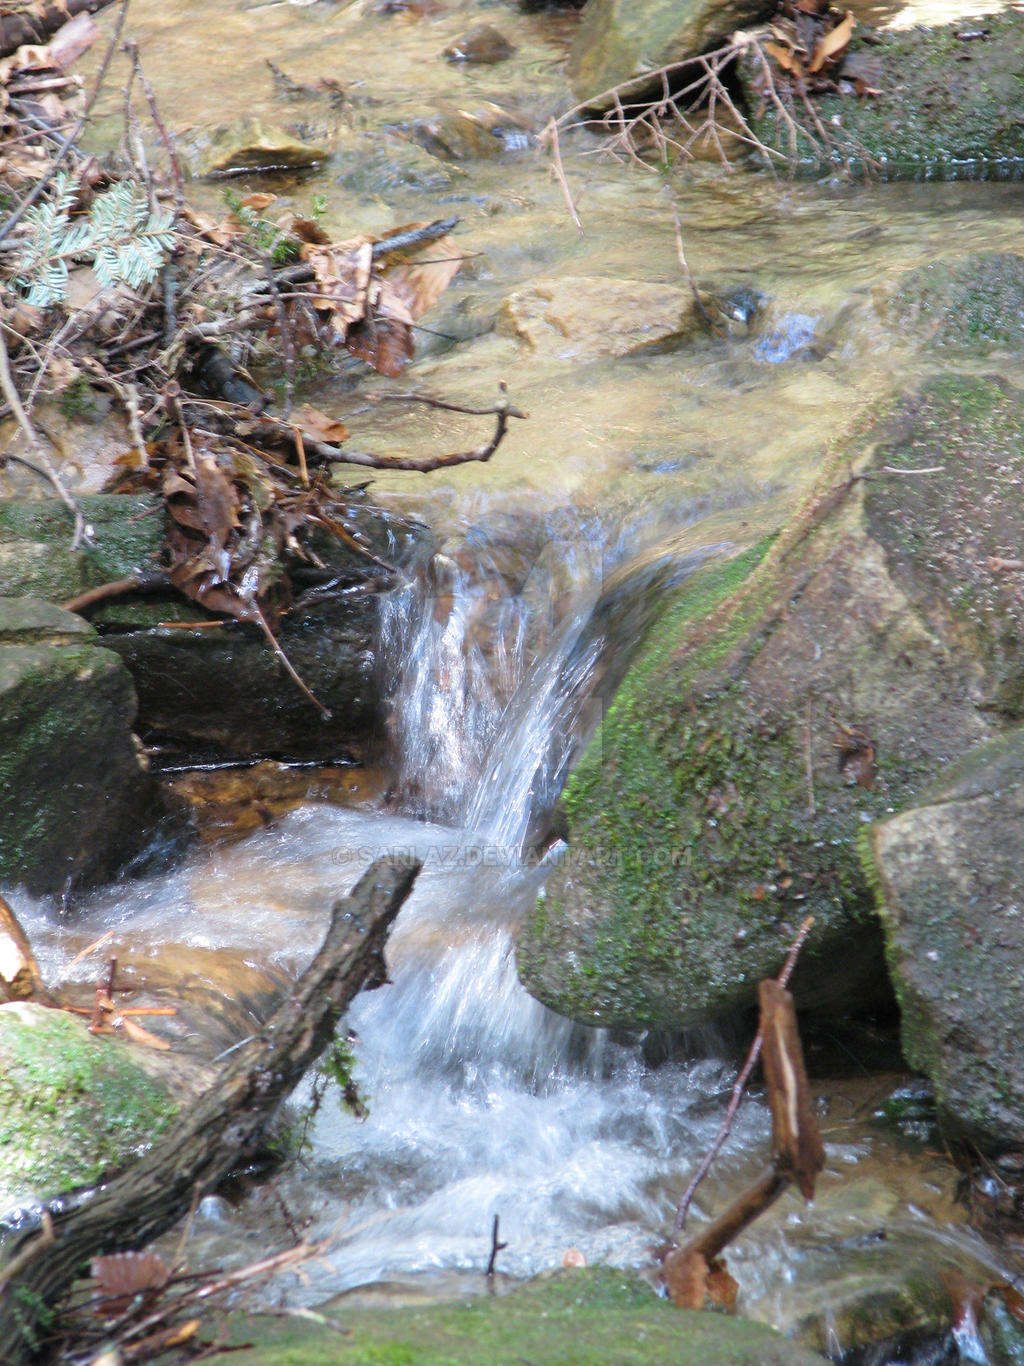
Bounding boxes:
217 1268 828 1366
517 372 1024 1068
741 9 1024 179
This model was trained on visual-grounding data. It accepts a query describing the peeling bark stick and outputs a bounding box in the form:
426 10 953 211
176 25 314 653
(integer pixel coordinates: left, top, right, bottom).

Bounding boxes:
0 855 421 1364
671 915 814 1236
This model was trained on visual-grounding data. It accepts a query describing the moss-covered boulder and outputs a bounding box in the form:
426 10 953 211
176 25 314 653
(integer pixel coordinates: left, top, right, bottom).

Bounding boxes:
568 0 776 110
738 11 1024 179
0 495 433 762
218 1268 827 1365
867 729 1024 1152
0 1001 180 1216
0 597 157 894
517 372 1024 1030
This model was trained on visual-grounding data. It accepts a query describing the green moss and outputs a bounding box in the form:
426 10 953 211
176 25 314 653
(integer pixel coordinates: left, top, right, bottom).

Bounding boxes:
741 12 1024 178
217 1268 826 1366
0 1005 177 1204
863 374 1024 715
0 495 166 602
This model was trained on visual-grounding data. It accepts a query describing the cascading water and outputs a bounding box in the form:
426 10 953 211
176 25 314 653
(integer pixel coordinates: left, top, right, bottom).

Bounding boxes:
10 508 1011 1343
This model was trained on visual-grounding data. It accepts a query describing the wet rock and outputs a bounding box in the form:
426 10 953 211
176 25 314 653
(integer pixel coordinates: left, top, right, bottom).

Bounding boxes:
219 1266 829 1365
188 115 326 179
878 251 1024 355
498 276 701 361
737 10 1024 179
0 1001 188 1216
517 373 1024 1031
405 101 533 160
442 24 516 64
0 596 158 896
568 0 777 111
0 494 434 765
868 729 1024 1152
334 130 466 195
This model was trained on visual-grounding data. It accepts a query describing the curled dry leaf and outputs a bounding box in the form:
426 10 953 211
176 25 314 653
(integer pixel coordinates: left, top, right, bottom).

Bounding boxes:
808 10 855 72
763 39 806 77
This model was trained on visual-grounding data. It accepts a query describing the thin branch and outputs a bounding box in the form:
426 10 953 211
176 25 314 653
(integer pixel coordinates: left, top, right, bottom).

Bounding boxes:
0 327 88 546
0 0 131 247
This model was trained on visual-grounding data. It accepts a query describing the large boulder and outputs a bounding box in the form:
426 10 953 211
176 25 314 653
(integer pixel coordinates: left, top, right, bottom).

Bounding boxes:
568 0 776 110
867 730 1024 1152
737 10 1024 179
517 371 1024 1030
0 597 157 894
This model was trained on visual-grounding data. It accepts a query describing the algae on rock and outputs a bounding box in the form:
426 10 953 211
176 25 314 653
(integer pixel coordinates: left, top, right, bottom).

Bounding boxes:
0 1001 178 1215
737 11 1024 179
219 1267 827 1366
518 374 1024 1031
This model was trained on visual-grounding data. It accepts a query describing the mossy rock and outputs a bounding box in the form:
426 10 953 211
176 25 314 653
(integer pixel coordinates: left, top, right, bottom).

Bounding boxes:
878 251 1024 355
867 728 1024 1151
517 373 1023 1030
0 1002 178 1216
0 495 434 762
568 0 777 110
737 12 1024 179
217 1268 827 1365
0 597 158 894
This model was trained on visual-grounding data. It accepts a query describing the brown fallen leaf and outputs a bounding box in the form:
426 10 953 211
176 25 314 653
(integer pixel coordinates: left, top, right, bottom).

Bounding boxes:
764 39 806 78
808 10 855 73
91 1250 169 1303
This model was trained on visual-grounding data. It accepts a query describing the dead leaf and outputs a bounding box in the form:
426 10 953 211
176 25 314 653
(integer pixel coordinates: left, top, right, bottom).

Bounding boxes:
91 1251 169 1301
0 893 46 1002
663 1246 709 1309
291 217 331 246
290 404 349 445
301 238 374 334
808 10 855 73
382 233 463 320
344 315 415 377
763 40 806 77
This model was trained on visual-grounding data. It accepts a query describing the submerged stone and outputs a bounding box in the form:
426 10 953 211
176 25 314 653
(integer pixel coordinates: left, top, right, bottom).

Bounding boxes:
191 116 326 179
517 373 1024 1034
220 1267 828 1365
498 276 701 361
878 251 1024 355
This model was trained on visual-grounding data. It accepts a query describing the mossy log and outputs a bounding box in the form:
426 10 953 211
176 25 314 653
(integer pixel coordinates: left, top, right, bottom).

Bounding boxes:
0 855 420 1363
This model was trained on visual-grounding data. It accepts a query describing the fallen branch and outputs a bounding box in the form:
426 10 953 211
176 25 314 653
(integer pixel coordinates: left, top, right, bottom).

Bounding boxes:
662 972 824 1307
0 854 421 1364
672 915 814 1236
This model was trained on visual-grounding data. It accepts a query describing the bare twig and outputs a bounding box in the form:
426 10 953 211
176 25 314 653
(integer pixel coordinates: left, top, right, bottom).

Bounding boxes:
541 118 583 236
485 1215 508 1279
0 327 88 546
671 915 815 1237
0 0 131 246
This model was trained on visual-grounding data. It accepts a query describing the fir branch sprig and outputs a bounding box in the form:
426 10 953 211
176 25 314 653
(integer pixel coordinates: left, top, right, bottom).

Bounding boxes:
11 171 176 307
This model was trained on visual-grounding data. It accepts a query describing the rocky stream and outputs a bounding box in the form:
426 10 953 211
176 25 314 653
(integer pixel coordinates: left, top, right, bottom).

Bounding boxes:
2 0 1024 1361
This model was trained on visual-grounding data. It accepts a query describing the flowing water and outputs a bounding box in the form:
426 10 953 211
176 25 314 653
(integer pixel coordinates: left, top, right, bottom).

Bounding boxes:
8 0 1024 1352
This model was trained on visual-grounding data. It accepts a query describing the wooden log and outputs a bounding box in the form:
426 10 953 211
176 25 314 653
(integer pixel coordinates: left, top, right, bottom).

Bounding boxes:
0 854 420 1362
